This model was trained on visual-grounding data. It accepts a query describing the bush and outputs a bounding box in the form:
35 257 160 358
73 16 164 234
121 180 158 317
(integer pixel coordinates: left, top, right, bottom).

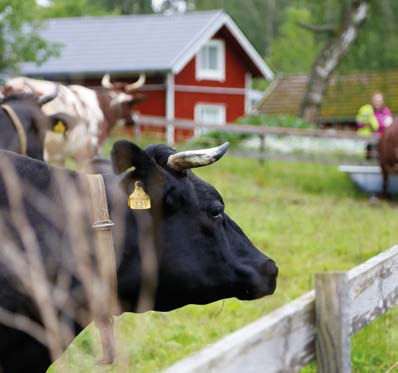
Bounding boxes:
189 114 316 148
237 113 316 129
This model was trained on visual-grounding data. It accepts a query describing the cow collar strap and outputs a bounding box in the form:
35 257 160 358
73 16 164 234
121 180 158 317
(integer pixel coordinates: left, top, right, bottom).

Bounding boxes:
1 104 27 155
85 174 118 309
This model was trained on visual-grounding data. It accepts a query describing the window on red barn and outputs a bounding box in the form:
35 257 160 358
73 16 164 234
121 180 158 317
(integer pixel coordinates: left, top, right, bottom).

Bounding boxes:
196 39 225 81
194 103 226 137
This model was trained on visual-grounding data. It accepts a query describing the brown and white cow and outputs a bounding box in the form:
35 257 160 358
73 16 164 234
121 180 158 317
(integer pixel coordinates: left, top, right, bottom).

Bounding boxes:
3 75 145 167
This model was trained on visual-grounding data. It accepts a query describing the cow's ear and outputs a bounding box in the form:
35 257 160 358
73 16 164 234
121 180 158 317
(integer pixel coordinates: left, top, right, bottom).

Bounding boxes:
111 140 154 175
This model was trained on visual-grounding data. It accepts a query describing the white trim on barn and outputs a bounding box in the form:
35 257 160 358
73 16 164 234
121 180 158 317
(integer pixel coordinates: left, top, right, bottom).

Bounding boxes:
171 12 274 81
195 39 225 81
194 102 226 137
174 84 246 95
171 12 228 76
166 72 175 144
223 14 274 80
245 72 252 114
194 103 226 125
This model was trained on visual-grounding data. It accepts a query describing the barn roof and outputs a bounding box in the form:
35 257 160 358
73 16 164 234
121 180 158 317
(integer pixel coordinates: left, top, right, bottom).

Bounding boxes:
257 71 398 121
19 10 273 80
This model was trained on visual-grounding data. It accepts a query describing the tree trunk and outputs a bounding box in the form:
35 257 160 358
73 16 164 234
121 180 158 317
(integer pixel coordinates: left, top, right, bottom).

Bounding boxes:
299 0 369 124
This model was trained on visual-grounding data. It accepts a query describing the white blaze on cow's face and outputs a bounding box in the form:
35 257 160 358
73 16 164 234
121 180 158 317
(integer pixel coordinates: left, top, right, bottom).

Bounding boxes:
110 92 134 125
110 92 133 107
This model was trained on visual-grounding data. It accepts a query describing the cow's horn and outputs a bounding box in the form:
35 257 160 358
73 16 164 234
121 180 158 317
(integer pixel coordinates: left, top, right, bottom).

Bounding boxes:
38 84 59 106
126 74 146 92
101 74 114 89
167 142 229 171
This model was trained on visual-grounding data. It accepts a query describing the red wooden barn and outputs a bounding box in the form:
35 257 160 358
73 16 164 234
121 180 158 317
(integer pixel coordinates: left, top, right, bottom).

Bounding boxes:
19 10 274 142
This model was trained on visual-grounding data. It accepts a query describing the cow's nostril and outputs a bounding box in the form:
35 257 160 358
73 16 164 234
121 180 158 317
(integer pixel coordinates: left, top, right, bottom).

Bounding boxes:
260 260 278 278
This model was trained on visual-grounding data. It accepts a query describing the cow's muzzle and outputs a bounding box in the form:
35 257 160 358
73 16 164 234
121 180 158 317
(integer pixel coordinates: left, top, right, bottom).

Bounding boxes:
259 259 278 295
238 259 278 300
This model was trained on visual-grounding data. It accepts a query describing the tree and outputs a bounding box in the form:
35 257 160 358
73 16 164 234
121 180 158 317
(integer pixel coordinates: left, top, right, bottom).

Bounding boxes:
270 7 318 73
0 0 59 75
89 0 154 14
299 0 369 123
158 0 195 14
39 0 109 18
193 0 290 56
338 0 398 72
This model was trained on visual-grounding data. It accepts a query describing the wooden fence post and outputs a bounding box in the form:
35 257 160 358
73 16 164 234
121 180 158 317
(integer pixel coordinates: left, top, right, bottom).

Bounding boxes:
166 124 175 146
134 120 141 139
315 272 351 373
259 134 266 164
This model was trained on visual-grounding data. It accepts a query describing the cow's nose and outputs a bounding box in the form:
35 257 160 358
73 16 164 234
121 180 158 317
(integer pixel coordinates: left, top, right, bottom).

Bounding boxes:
259 260 278 278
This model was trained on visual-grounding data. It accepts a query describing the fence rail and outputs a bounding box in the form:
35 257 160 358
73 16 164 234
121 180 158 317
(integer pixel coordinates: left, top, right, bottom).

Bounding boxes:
162 245 398 373
136 115 370 145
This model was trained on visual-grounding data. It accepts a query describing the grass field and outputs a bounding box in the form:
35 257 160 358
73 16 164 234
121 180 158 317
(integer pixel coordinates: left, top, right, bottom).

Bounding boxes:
50 137 398 373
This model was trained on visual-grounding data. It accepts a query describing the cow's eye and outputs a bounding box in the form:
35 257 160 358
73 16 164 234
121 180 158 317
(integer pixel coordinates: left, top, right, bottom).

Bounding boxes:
207 205 224 219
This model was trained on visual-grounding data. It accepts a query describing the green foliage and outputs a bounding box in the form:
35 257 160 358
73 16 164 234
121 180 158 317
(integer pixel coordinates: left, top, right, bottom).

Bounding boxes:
49 138 398 372
187 130 248 148
192 0 398 73
339 0 398 72
0 0 60 74
186 113 316 148
194 0 266 54
270 6 318 73
252 78 272 91
237 113 316 129
283 0 398 73
194 0 291 56
39 0 109 18
88 0 154 15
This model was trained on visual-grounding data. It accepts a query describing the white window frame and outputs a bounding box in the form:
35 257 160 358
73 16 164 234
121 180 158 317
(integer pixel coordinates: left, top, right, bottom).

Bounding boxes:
194 103 226 137
196 39 225 81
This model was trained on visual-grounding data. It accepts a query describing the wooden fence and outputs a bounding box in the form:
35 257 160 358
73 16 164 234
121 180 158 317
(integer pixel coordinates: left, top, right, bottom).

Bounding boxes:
162 245 398 373
136 115 370 145
135 115 373 164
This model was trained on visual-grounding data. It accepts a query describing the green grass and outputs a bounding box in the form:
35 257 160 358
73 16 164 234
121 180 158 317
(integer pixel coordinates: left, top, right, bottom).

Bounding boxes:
49 137 398 372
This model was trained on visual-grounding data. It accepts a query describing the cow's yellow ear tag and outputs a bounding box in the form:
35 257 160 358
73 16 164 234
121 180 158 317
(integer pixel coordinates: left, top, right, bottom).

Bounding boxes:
54 121 66 134
128 181 151 210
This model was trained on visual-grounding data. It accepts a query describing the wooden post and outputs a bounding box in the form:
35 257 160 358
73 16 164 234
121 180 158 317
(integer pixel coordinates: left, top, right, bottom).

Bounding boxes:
134 120 141 139
315 272 351 373
259 134 266 164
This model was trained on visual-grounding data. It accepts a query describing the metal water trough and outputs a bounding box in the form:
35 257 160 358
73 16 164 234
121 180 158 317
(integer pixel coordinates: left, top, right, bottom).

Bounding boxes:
338 165 398 195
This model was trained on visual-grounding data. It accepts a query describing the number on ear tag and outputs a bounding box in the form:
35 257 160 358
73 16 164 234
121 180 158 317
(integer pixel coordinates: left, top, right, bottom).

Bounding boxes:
54 121 66 134
128 181 151 210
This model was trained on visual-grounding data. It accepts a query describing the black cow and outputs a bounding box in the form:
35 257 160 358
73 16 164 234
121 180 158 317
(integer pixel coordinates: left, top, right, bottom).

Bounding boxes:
0 89 58 160
0 141 278 373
